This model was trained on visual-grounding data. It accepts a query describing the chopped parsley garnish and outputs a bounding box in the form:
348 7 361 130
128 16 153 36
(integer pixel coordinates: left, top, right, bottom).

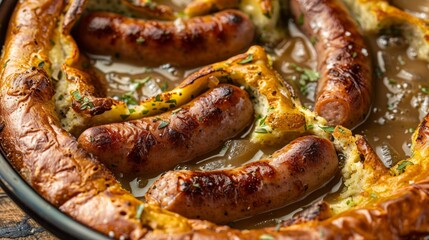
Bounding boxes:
157 120 169 129
142 109 150 115
136 37 145 44
388 78 397 85
291 64 320 82
297 13 304 26
161 82 169 92
305 124 314 130
3 59 10 68
171 108 182 114
238 54 253 64
396 160 414 174
166 99 176 105
255 127 269 134
38 61 45 68
81 62 90 69
135 204 145 219
72 90 82 101
120 93 139 106
79 97 94 110
259 234 275 240
290 63 320 95
120 114 130 120
319 125 335 133
420 86 429 95
72 90 94 110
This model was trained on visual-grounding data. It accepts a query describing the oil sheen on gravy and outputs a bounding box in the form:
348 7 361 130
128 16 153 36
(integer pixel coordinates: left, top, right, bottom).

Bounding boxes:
85 1 429 229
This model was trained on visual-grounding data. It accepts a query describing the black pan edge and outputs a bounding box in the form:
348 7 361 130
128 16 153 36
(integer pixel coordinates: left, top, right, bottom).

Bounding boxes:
0 0 111 239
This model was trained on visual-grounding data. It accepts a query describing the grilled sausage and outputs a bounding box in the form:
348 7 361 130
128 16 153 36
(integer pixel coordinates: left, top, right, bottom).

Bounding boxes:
290 0 373 128
75 10 255 67
78 84 254 174
145 135 339 223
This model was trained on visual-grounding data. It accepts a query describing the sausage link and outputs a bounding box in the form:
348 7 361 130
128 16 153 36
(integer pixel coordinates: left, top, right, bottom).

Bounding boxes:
78 84 254 174
145 135 339 223
75 10 255 67
290 0 373 128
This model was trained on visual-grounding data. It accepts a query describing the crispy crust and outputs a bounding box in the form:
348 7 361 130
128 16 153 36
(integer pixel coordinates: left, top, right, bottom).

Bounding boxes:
1 0 429 239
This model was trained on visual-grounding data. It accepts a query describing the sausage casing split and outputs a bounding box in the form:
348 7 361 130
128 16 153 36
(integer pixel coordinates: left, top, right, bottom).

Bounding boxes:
291 0 373 128
78 84 254 174
76 10 255 67
145 135 339 223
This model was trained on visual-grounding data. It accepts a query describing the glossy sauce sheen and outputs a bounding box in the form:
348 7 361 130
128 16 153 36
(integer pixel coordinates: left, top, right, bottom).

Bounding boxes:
85 1 429 229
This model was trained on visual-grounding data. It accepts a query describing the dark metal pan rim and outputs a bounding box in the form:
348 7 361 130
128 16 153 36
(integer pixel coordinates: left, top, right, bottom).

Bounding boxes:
0 0 110 239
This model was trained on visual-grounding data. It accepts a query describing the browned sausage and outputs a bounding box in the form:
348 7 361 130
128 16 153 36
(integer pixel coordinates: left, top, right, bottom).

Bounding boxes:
290 0 372 128
145 135 339 223
78 84 254 174
75 10 255 67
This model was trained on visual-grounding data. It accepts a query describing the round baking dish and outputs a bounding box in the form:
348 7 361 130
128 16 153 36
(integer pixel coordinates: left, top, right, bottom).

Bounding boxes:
0 0 108 238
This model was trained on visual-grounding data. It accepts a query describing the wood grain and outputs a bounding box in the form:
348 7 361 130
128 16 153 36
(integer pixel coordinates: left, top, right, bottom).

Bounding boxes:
0 187 56 240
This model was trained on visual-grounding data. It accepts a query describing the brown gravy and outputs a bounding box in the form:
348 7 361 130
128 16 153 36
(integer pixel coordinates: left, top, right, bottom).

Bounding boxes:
86 1 429 229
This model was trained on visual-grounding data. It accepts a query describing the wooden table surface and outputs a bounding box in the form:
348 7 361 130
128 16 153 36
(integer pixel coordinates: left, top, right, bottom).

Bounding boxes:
0 187 56 240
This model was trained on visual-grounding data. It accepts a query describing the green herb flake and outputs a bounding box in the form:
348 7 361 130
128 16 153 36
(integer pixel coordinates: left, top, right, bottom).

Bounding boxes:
238 54 253 64
259 115 267 126
129 109 136 114
90 136 95 142
171 108 182 114
192 183 201 188
297 13 304 26
81 62 90 69
259 234 275 240
79 97 94 110
120 114 130 120
72 90 82 101
161 82 169 92
142 109 150 115
136 37 146 44
388 78 397 85
135 204 145 219
38 61 45 68
302 68 320 82
50 39 55 46
319 125 335 133
306 124 314 130
166 99 176 104
255 127 269 134
158 120 169 129
370 193 378 199
375 67 384 79
3 59 10 68
420 86 429 95
155 94 162 102
397 160 414 174
352 52 358 58
120 93 139 106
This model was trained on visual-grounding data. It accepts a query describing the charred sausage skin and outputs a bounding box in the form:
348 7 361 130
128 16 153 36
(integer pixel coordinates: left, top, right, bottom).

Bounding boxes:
145 135 339 223
76 10 255 67
290 0 373 128
78 84 254 174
